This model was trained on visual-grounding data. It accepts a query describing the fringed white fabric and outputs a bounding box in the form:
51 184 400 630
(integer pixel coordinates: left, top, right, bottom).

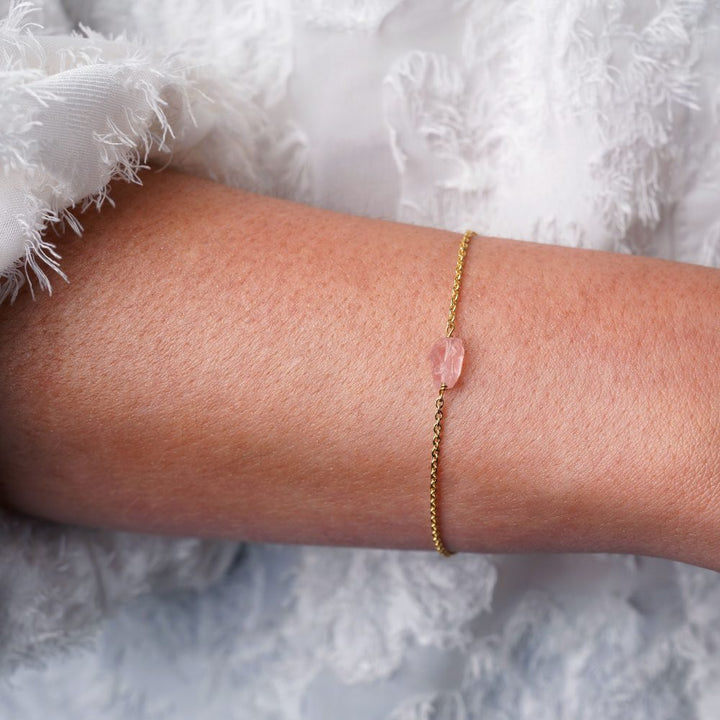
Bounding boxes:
0 0 309 305
0 3 189 302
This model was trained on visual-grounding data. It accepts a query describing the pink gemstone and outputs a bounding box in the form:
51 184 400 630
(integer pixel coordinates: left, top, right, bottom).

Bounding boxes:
429 337 465 389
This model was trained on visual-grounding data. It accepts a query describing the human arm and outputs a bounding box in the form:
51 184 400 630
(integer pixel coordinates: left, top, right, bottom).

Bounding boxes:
1 169 719 569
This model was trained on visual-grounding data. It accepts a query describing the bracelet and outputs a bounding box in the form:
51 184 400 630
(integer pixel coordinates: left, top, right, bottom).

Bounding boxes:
428 229 476 557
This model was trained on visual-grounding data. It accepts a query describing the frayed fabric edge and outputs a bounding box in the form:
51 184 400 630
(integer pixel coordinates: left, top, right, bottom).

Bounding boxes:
0 2 202 306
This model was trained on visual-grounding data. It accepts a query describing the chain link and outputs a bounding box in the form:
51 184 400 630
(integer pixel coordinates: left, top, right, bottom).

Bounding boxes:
444 230 473 338
430 384 452 556
429 229 475 557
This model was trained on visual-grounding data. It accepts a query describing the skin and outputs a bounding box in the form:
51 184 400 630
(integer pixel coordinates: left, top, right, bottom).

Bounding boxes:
1 169 719 570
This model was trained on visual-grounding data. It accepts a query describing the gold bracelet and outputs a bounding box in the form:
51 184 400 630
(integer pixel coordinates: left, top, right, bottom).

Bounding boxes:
428 229 475 557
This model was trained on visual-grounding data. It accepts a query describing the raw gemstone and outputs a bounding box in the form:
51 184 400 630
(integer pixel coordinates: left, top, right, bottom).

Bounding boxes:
429 337 465 389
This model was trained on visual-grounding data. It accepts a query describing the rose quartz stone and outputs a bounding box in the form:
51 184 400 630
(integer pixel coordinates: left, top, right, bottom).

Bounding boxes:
429 337 465 389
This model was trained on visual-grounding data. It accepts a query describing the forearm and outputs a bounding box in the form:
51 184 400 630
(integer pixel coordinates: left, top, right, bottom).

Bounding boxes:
1 169 719 569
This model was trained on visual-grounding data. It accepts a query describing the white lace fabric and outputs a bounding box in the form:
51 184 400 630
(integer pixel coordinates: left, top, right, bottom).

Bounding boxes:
2 1 720 718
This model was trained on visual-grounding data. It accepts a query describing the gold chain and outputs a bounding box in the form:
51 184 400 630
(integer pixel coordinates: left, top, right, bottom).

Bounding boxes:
430 386 451 555
445 230 473 338
429 229 475 557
